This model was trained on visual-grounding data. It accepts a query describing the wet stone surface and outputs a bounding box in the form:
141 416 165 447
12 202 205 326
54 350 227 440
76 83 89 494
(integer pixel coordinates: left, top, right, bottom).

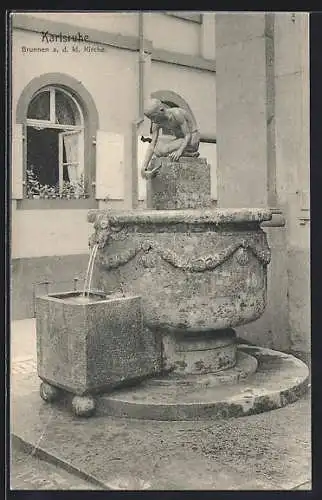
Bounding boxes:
11 388 311 490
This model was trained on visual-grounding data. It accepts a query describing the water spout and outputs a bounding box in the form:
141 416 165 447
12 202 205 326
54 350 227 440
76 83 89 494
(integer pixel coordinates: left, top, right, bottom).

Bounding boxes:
83 243 98 298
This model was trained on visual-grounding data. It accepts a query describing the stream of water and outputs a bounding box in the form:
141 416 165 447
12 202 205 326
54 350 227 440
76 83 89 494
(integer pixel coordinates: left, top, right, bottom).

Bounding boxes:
82 243 99 298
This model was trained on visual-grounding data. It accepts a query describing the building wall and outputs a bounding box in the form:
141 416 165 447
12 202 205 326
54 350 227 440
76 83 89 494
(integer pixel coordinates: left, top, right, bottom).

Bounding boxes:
144 13 200 56
150 62 216 136
11 26 138 254
11 205 92 259
12 29 138 131
21 11 139 37
215 12 310 357
274 13 310 355
11 12 217 320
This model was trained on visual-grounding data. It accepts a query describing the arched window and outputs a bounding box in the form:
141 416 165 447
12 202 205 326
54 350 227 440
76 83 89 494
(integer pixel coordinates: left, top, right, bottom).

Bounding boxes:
25 86 86 198
12 73 106 206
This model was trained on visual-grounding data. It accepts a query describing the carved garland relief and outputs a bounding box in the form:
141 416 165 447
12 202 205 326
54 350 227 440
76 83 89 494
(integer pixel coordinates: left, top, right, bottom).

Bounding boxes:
90 218 271 272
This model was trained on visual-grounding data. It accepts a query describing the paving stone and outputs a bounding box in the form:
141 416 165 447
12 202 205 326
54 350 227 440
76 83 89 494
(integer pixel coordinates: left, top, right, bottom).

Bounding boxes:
11 445 101 490
11 387 311 490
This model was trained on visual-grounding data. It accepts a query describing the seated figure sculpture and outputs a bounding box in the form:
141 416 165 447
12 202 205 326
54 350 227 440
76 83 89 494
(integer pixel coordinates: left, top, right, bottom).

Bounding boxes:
141 98 200 179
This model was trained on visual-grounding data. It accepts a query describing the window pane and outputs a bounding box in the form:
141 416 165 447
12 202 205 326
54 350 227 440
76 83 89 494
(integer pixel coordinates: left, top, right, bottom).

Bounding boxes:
26 126 59 187
27 91 50 120
55 90 79 125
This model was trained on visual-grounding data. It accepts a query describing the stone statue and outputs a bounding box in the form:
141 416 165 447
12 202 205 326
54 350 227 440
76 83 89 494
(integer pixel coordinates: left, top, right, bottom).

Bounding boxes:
141 98 200 179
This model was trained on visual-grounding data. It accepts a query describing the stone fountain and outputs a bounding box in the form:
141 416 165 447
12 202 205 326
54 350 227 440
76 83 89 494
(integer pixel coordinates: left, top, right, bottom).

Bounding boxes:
36 99 309 419
86 167 308 420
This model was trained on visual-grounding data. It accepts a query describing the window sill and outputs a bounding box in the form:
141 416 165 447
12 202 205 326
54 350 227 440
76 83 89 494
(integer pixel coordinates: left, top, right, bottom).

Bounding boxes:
16 198 99 210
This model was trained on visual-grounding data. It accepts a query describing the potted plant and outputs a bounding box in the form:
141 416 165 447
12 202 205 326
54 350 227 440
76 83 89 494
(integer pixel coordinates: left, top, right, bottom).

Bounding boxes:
80 173 86 198
26 168 40 199
47 186 57 199
73 180 80 199
39 184 51 199
61 181 71 199
69 182 75 199
73 174 87 199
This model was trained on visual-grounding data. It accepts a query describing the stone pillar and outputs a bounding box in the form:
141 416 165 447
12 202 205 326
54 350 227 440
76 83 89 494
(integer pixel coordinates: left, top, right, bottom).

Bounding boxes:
215 13 274 208
146 157 212 210
215 13 292 352
274 13 310 358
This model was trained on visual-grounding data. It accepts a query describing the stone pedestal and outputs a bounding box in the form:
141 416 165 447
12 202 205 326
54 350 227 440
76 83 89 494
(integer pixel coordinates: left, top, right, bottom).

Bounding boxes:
162 329 237 375
146 157 211 209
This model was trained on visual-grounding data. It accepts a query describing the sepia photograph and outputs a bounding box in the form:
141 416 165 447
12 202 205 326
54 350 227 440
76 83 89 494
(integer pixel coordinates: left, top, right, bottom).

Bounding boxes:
9 10 310 491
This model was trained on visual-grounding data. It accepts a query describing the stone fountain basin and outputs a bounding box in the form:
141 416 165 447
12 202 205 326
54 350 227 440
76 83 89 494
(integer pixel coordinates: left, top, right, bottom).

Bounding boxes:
35 291 161 396
88 208 273 333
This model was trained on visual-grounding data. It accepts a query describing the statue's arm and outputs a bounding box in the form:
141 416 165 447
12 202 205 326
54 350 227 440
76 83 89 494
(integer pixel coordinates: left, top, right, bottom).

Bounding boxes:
170 112 191 161
141 124 160 178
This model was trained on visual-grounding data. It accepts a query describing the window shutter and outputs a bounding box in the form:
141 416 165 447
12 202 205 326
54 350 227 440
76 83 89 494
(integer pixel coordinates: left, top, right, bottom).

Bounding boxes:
198 142 217 200
11 124 24 199
95 131 124 200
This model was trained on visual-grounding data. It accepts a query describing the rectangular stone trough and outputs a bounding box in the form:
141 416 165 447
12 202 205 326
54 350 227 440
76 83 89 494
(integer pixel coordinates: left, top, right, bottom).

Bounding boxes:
35 291 161 396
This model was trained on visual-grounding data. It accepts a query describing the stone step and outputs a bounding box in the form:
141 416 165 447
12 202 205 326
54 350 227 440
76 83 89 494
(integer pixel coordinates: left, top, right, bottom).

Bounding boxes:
97 345 309 420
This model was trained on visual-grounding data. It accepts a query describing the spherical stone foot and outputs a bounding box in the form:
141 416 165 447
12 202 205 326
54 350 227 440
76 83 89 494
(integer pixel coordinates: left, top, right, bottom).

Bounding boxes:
72 395 96 418
39 382 61 403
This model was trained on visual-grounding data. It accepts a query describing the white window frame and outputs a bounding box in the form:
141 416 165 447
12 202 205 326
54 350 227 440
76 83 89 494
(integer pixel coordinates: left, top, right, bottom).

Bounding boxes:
59 130 84 193
26 86 85 196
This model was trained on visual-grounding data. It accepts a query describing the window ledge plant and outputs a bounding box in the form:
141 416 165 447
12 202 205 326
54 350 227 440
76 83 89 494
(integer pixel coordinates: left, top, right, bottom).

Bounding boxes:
26 169 89 200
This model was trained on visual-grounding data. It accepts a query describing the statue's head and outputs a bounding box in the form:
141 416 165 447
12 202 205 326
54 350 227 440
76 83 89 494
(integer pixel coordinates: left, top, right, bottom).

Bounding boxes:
144 98 167 120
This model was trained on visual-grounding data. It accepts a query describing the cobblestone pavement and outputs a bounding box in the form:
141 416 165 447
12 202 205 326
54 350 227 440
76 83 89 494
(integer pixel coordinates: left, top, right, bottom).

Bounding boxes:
11 445 102 490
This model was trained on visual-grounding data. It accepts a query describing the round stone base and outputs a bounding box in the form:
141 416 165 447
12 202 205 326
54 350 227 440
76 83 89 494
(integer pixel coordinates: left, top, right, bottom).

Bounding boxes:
162 328 237 375
151 350 257 388
97 345 309 421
